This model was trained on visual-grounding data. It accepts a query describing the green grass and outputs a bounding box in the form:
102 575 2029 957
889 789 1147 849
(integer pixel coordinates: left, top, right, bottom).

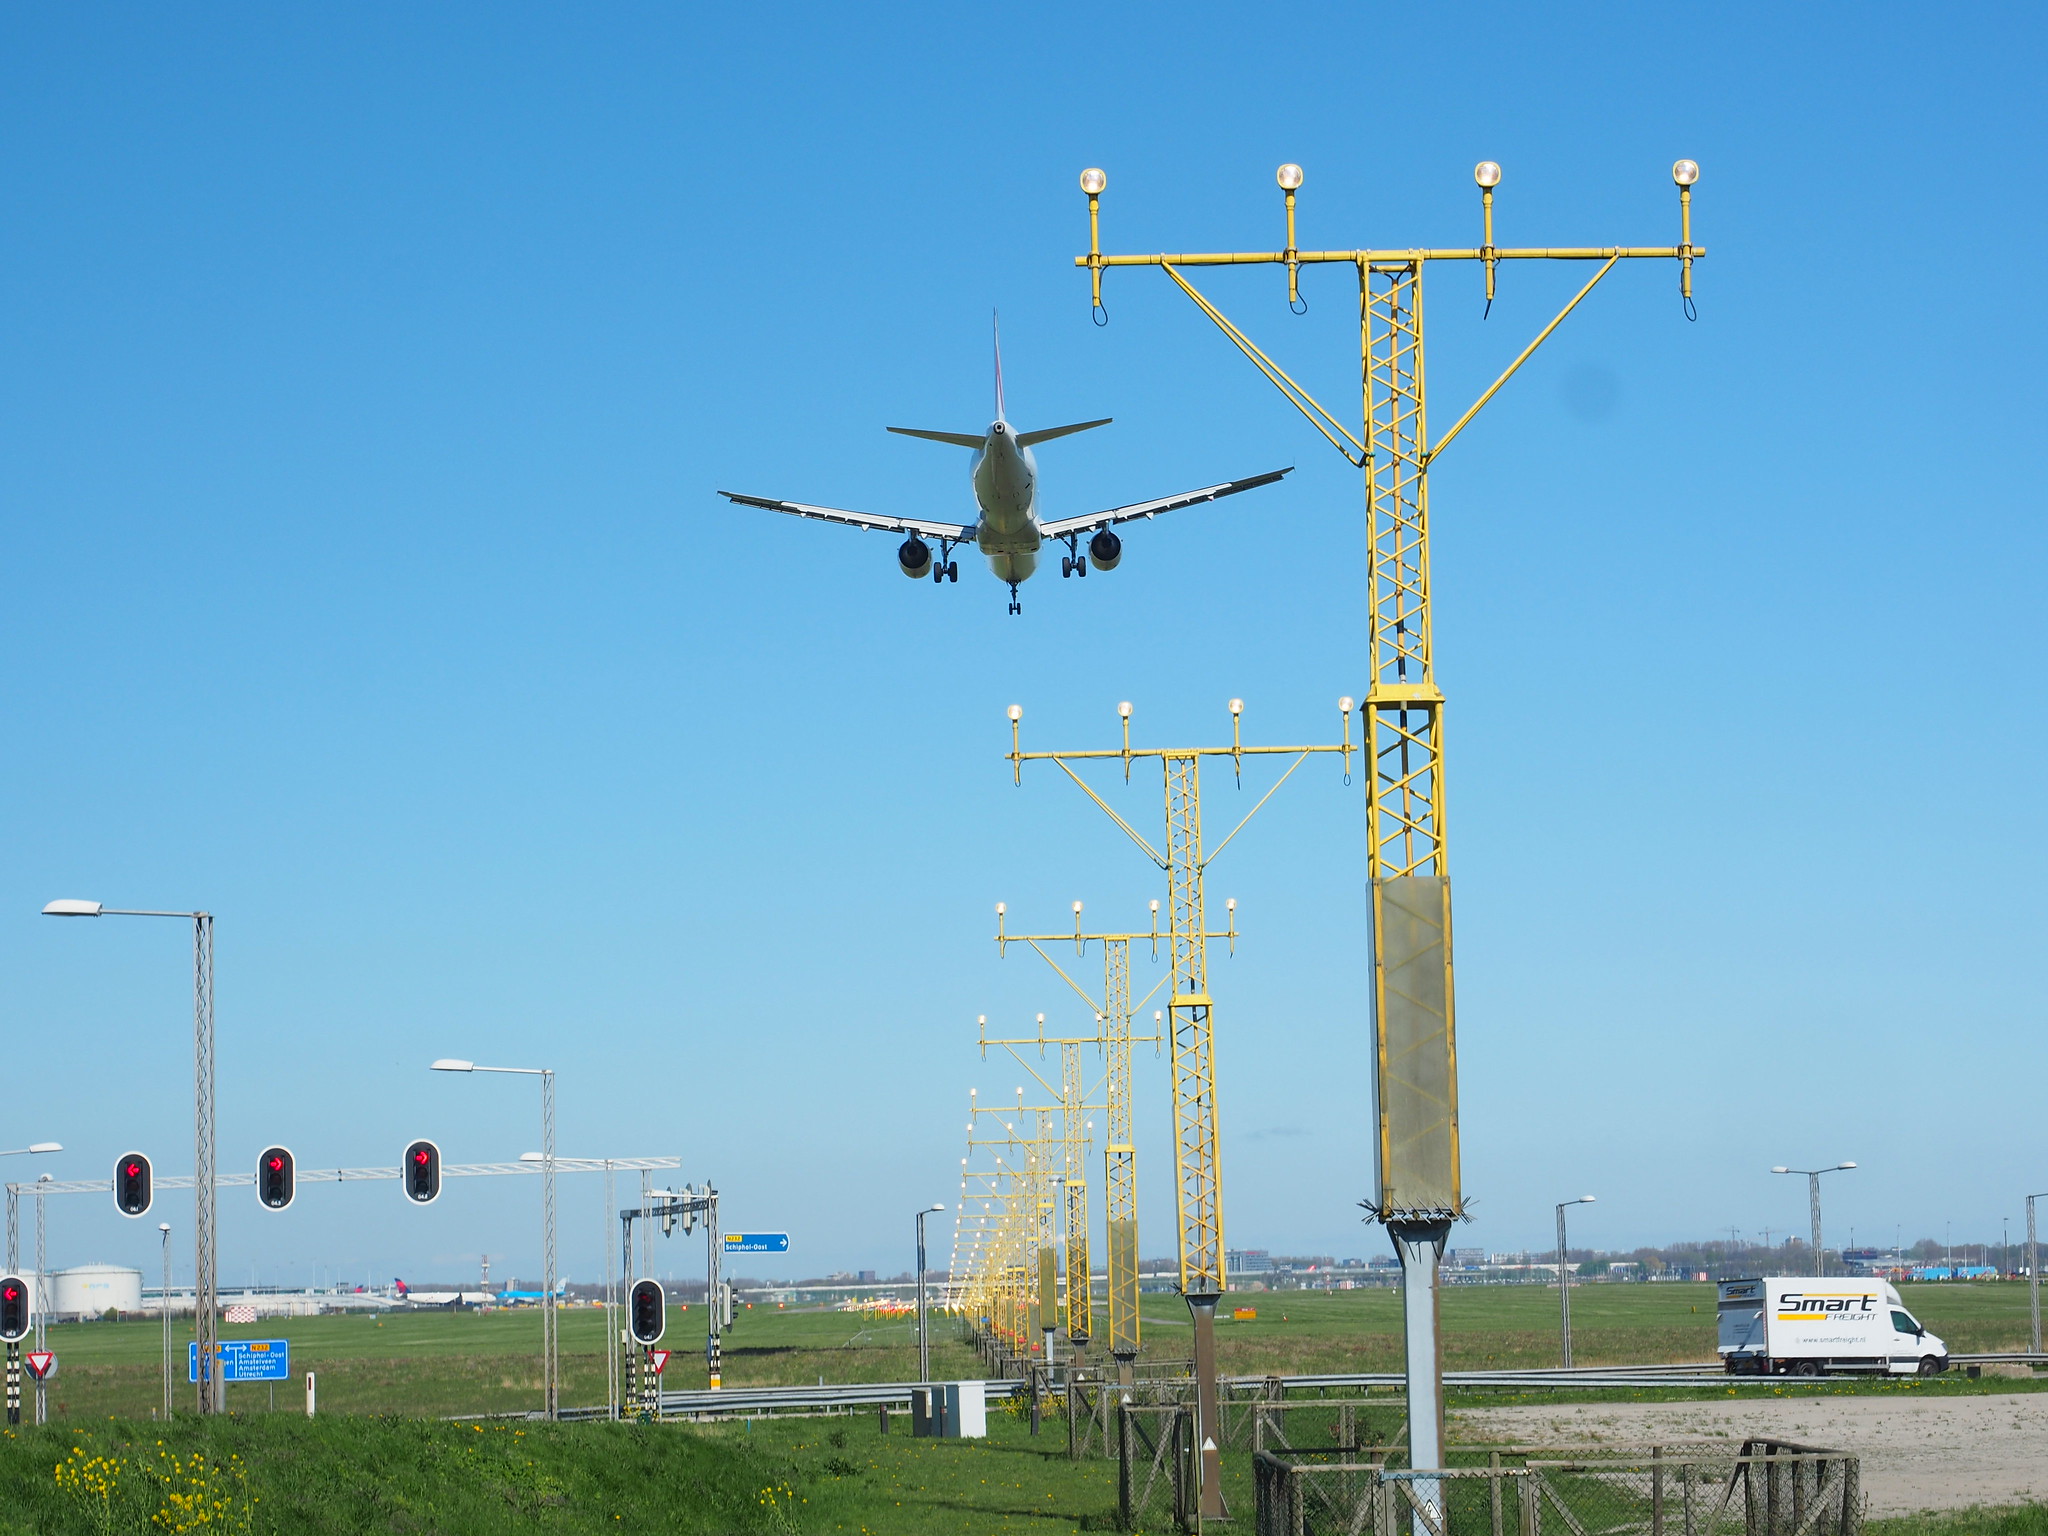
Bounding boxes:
0 1409 1134 1535
25 1279 2042 1423
1867 1508 2048 1536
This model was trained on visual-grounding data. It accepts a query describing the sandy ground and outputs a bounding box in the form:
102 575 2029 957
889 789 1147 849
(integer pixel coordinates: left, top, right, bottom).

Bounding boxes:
1452 1395 2048 1516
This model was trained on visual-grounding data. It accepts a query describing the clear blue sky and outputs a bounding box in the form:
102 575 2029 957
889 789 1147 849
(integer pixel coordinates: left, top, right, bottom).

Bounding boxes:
2 4 2041 1291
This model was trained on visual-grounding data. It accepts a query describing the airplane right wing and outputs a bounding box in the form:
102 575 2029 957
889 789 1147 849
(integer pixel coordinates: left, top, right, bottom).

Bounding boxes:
1036 466 1294 539
718 490 974 542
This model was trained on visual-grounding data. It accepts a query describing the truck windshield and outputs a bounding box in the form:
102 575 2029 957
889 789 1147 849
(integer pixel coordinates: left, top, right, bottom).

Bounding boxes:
1891 1310 1920 1334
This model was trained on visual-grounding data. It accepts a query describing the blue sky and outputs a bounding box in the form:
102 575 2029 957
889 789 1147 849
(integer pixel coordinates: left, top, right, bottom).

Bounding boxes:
1 3 2042 1291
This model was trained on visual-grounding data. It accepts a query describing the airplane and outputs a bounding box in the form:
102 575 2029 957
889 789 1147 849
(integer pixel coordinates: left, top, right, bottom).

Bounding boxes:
718 320 1293 614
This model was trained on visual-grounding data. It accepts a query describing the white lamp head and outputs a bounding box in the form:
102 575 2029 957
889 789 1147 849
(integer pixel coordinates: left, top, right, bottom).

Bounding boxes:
1474 161 1502 188
431 1059 475 1073
42 899 102 917
1837 1161 1858 1170
1008 704 1022 722
28 1143 60 1155
519 1151 545 1162
1771 1166 1790 1174
1080 167 1107 196
1276 163 1304 191
1118 701 1132 718
1339 696 1354 714
1672 159 1700 187
1229 698 1243 716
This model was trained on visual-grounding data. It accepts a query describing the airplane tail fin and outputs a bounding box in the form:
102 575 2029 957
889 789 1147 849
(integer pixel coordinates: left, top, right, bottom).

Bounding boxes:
1017 417 1112 448
994 310 1005 420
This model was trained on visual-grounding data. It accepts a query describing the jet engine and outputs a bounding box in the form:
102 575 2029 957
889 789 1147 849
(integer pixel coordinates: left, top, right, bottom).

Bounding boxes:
1087 529 1122 572
898 536 932 579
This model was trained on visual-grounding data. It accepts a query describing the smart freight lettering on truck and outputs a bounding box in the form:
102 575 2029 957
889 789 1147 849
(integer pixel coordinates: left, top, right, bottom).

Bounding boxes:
1717 1277 1949 1376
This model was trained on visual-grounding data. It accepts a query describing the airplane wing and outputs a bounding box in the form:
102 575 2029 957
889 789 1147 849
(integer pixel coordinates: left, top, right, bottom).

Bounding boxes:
718 491 974 542
1037 467 1294 539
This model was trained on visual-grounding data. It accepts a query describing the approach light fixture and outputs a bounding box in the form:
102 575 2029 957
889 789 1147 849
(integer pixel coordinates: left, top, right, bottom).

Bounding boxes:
1474 161 1502 188
1008 704 1021 722
1080 168 1106 196
1672 160 1700 187
1118 701 1131 718
1276 163 1304 191
1339 696 1354 714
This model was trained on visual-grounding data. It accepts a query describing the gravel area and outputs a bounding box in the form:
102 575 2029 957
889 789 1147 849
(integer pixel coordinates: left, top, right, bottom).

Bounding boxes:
1452 1394 2048 1516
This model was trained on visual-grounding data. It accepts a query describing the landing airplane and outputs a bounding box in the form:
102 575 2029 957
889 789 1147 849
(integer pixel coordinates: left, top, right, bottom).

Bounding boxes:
718 324 1292 614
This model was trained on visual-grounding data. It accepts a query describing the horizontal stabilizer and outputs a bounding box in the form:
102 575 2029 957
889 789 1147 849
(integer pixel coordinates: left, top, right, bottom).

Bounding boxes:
887 427 986 449
1016 417 1112 448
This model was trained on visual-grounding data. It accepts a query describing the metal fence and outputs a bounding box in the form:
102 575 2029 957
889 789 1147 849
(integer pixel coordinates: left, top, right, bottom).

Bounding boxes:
1253 1440 1861 1536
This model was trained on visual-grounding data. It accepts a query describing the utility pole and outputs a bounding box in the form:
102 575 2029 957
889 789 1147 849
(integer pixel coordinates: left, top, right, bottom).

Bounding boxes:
1009 699 1351 1517
1070 158 1702 1527
1555 1196 1595 1367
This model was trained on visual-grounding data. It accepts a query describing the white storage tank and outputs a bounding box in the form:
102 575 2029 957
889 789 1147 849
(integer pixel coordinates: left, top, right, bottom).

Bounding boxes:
53 1264 144 1318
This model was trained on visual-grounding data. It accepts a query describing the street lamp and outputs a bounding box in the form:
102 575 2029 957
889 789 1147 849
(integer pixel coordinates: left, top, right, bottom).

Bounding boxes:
158 1223 173 1418
1771 1163 1857 1275
0 1145 61 1159
2026 1191 2048 1353
915 1204 945 1382
1556 1196 1596 1367
432 1058 557 1418
43 898 220 1413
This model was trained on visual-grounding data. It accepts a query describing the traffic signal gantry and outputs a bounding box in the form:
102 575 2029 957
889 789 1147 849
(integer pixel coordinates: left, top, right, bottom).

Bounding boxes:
1073 159 1703 1517
1006 698 1353 1505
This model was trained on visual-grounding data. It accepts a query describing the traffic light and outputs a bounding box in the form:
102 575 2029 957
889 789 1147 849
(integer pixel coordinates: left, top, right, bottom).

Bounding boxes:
402 1139 441 1204
0 1275 29 1342
257 1146 295 1211
719 1280 736 1330
114 1152 153 1218
628 1278 665 1345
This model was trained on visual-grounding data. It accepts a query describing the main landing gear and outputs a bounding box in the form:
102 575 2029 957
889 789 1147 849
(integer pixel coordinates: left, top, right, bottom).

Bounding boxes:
1059 554 1088 578
929 560 958 583
1007 582 1022 615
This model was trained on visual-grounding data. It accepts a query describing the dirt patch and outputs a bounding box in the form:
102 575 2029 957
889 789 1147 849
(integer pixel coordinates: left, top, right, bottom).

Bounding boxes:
1452 1394 2048 1516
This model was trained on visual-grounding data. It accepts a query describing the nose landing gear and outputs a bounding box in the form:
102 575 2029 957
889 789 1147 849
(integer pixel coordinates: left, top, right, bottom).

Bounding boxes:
1007 582 1022 615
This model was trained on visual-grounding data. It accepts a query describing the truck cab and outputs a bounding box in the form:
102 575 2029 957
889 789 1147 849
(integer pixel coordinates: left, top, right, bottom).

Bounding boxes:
1717 1277 1948 1376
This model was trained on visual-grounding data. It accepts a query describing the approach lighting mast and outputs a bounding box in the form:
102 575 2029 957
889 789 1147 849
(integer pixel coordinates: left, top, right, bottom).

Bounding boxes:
1072 161 1702 1518
1008 698 1353 1515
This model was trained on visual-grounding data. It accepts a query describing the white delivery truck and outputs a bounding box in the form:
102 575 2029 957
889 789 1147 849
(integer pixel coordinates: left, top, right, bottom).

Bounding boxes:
1717 1277 1948 1376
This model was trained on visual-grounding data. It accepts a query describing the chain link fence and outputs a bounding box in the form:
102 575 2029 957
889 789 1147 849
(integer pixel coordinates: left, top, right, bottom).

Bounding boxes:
1253 1439 1862 1536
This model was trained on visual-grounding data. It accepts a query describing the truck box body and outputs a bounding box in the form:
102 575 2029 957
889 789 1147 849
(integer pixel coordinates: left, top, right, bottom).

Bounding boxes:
1717 1277 1948 1376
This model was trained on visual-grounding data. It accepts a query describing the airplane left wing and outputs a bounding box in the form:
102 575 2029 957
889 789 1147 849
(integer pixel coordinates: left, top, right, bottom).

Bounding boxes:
718 491 974 542
1037 467 1294 539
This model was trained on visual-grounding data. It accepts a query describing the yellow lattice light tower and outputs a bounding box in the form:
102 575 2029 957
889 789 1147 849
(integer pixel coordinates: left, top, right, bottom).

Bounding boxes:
1073 159 1703 1505
993 900 1187 1383
1009 698 1352 1515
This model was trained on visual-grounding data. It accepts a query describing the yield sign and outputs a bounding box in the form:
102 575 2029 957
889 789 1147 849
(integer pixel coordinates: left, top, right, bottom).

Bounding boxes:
25 1352 55 1381
649 1350 671 1374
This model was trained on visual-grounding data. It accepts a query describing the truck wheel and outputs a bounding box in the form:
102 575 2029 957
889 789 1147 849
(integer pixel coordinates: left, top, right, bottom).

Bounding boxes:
1793 1360 1821 1377
1917 1356 1942 1377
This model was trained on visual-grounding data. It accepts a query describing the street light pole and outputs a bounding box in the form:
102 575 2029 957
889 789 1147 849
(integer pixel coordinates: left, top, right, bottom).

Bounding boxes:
43 900 219 1412
915 1204 945 1383
1770 1162 1857 1275
2027 1192 2048 1354
431 1058 558 1418
1555 1196 1595 1368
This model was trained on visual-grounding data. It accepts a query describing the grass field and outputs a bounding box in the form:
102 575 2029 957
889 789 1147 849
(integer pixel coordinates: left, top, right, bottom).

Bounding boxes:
24 1280 2043 1422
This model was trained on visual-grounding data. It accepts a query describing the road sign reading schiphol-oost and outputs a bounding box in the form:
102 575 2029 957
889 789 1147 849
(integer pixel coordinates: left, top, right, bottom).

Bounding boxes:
189 1339 290 1383
723 1233 789 1254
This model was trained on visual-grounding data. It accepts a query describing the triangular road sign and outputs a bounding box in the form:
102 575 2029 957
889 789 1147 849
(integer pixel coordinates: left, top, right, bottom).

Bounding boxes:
25 1352 55 1380
649 1350 671 1374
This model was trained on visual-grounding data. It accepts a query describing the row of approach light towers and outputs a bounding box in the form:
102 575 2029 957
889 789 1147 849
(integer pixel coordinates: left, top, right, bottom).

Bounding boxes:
955 156 1702 1523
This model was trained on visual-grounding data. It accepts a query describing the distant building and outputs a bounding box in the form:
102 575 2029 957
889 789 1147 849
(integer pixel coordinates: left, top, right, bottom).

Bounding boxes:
1227 1250 1273 1273
1449 1248 1486 1268
857 1270 877 1284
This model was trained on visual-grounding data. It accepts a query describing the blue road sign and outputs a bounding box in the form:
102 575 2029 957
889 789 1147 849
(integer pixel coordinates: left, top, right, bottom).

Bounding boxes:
723 1233 789 1254
189 1338 290 1383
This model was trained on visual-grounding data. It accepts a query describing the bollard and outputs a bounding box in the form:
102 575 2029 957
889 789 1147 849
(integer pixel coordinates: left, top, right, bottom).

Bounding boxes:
305 1371 317 1417
878 1404 889 1435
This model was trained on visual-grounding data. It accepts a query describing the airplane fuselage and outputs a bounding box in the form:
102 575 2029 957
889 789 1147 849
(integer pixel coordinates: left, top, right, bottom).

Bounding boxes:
970 419 1041 583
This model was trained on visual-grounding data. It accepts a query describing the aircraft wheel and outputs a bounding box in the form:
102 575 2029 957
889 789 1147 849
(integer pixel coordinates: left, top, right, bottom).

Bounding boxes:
948 563 958 582
1076 558 1086 577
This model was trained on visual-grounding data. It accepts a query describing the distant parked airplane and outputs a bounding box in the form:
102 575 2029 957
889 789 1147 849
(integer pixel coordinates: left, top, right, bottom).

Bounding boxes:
719 318 1291 613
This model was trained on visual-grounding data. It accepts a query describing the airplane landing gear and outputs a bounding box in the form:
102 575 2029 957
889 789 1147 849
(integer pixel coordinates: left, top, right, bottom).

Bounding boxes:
1007 582 1022 615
